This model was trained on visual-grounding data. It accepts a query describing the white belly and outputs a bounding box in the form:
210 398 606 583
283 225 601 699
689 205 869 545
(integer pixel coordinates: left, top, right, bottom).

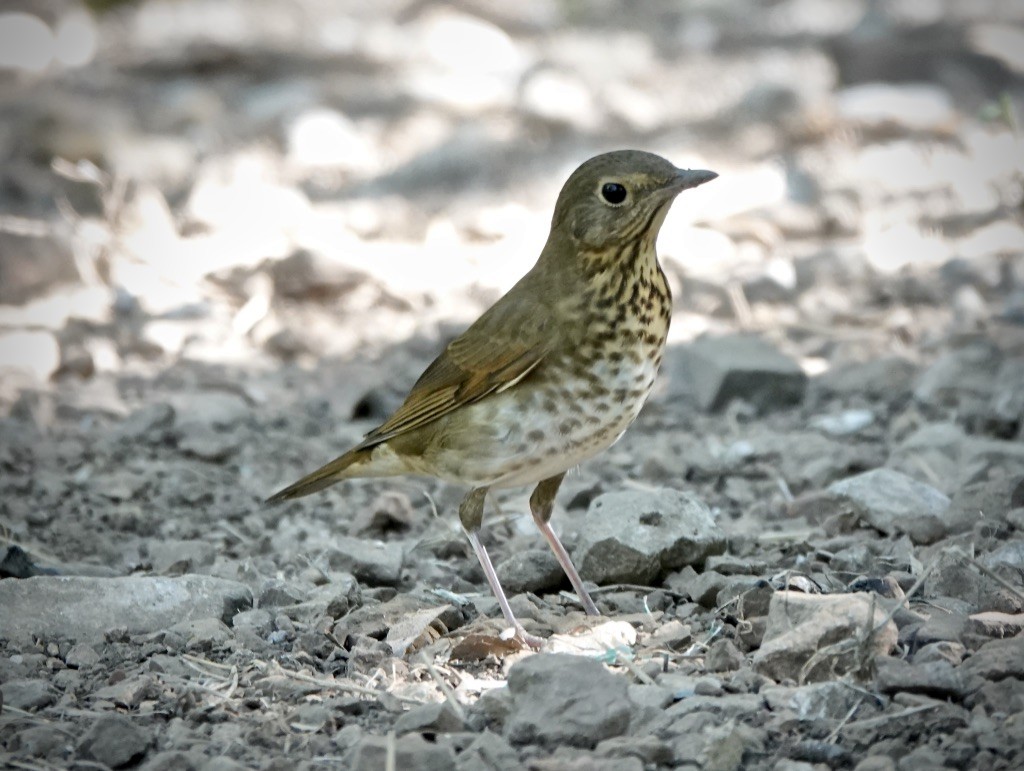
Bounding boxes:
430 349 662 489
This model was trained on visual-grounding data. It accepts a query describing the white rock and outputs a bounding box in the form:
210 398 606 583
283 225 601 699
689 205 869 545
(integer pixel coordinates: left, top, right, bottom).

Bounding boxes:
970 24 1024 75
0 330 60 381
575 489 725 585
286 108 378 174
754 591 898 682
828 468 951 542
956 221 1024 260
405 9 528 111
863 221 954 273
520 69 597 128
0 575 252 644
0 12 53 73
54 10 97 68
837 82 956 131
810 409 875 436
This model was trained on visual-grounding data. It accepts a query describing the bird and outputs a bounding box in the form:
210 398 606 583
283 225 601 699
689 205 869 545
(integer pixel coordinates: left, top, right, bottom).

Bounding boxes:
267 150 717 646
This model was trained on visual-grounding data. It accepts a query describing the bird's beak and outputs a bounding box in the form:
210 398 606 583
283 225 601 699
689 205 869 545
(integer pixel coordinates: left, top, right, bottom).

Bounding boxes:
669 167 718 192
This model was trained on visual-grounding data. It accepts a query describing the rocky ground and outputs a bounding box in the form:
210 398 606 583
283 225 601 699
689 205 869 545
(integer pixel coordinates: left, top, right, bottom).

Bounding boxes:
2 1 1024 769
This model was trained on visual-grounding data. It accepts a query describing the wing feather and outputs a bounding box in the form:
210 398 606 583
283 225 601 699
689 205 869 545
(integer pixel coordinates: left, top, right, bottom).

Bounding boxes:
355 299 553 449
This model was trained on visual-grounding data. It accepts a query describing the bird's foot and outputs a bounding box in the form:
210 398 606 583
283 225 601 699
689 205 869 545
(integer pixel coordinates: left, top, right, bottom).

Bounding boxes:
505 623 544 650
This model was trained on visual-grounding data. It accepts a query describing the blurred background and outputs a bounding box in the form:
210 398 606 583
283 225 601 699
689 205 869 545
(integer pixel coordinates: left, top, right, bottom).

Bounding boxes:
0 0 1022 409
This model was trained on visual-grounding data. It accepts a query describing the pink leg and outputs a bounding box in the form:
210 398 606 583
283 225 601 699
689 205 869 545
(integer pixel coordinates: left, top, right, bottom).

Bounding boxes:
465 529 543 648
460 487 542 648
531 474 600 616
533 518 600 616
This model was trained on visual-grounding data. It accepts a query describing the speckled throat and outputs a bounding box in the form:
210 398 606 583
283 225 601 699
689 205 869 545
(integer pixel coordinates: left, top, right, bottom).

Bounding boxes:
426 229 673 490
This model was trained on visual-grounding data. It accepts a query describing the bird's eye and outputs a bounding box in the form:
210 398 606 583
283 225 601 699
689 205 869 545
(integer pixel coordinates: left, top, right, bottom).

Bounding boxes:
600 182 627 205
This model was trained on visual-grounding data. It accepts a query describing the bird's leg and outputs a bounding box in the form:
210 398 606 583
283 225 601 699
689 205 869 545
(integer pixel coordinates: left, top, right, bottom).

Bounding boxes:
530 473 600 616
459 487 543 648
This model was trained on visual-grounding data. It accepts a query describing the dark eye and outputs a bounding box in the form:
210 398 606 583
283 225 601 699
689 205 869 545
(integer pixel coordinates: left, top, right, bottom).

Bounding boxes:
601 182 627 205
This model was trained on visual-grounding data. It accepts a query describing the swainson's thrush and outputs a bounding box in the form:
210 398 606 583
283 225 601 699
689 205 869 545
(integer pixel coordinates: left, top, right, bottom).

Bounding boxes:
268 150 717 646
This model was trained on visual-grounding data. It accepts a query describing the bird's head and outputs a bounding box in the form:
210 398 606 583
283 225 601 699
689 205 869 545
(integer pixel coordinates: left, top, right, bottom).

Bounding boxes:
551 150 717 253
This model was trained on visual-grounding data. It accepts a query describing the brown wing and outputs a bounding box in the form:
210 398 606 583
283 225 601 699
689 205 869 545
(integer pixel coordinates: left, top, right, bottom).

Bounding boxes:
354 296 553 449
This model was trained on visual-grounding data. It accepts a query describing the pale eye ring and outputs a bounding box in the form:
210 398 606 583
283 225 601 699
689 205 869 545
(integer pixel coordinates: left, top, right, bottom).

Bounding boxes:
600 182 628 205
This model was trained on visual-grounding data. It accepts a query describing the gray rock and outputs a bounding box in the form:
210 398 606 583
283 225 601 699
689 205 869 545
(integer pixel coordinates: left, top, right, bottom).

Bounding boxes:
9 722 75 759
706 638 746 672
988 358 1024 432
961 636 1024 681
889 422 1024 496
913 641 966 666
455 731 522 771
575 489 724 585
167 618 234 651
948 476 1024 536
139 750 213 771
669 569 730 607
111 403 175 443
874 657 977 700
326 536 404 586
258 578 308 608
827 468 951 543
665 709 766 766
968 611 1024 638
896 746 953 771
749 430 886 489
673 334 807 413
0 231 79 305
233 608 274 638
91 675 154 709
350 490 415 536
172 391 250 432
913 344 1001 409
147 538 218 574
177 425 241 462
704 555 768 576
718 577 771 617
814 356 918 400
0 678 54 710
496 548 565 595
504 654 630 748
595 735 674 766
394 701 466 736
320 572 363 618
854 757 897 771
346 732 455 771
984 540 1024 570
65 642 101 669
472 685 514 729
269 248 371 301
0 575 252 644
912 613 968 648
754 591 898 682
78 714 151 768
925 550 1017 614
628 683 674 710
761 681 864 721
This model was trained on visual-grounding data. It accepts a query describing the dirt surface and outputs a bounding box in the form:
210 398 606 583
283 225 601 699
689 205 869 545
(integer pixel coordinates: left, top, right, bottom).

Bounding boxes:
1 1 1024 769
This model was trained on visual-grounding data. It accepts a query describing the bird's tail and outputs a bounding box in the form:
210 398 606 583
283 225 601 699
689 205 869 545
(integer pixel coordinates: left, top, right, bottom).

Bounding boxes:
265 447 373 503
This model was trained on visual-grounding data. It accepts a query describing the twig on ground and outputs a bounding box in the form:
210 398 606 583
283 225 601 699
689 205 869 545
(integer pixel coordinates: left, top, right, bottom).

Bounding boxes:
591 584 689 601
612 648 656 685
825 696 864 743
963 554 1024 605
255 660 424 705
839 703 938 731
416 651 466 722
